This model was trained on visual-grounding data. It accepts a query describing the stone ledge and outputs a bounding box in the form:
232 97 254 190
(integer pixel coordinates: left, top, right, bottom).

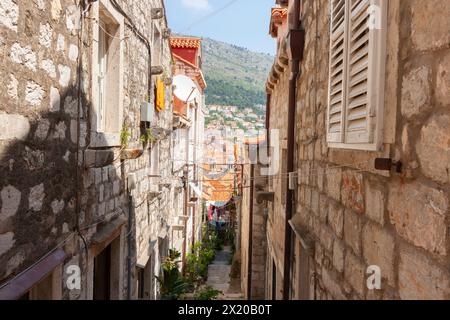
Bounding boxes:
84 149 115 168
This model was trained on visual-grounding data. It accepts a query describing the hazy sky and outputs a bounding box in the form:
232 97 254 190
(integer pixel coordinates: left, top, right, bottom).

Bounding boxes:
165 0 276 55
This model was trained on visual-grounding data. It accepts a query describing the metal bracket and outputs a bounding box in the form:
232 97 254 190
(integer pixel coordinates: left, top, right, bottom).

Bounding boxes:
375 158 403 173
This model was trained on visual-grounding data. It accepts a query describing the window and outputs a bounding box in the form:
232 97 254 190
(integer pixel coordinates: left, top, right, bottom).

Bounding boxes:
91 0 124 147
327 0 387 151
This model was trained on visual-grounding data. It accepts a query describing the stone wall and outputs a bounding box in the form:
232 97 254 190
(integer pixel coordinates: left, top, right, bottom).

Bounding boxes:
266 66 290 300
239 152 269 300
0 0 177 300
265 0 450 300
0 0 83 288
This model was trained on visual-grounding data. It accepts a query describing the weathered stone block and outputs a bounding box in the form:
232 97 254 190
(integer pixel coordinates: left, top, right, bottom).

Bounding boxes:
51 0 62 21
328 201 343 238
362 222 395 287
0 232 15 257
58 65 71 87
344 252 365 297
325 167 342 201
29 183 45 212
436 53 450 107
322 268 346 300
1 185 21 221
399 247 450 300
344 209 361 256
53 121 66 140
51 199 65 214
333 240 345 273
0 114 30 141
364 181 385 225
50 87 61 112
416 114 450 184
7 74 18 100
411 0 450 52
25 81 45 106
0 0 19 31
320 226 334 252
56 34 65 52
401 66 431 118
84 150 115 169
10 43 36 70
39 23 53 48
342 170 364 213
69 44 79 61
388 181 448 256
35 119 50 141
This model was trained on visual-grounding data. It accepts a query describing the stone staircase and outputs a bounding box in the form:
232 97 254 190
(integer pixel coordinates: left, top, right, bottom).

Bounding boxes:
207 246 243 300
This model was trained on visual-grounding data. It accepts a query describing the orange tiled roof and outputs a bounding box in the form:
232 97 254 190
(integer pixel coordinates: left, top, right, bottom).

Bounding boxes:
272 7 287 19
270 7 288 37
170 37 201 49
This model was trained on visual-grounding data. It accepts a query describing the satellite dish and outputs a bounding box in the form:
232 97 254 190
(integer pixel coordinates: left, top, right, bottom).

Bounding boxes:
173 75 200 102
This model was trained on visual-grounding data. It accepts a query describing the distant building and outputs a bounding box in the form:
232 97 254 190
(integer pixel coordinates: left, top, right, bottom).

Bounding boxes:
170 36 207 269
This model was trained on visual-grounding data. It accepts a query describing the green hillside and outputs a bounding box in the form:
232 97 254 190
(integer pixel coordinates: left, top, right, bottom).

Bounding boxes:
201 38 274 107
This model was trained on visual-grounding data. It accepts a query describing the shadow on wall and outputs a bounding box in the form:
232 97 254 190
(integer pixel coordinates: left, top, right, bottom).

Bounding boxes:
0 83 93 284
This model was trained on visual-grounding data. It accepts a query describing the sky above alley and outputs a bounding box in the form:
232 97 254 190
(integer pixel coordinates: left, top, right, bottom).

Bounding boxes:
165 0 276 55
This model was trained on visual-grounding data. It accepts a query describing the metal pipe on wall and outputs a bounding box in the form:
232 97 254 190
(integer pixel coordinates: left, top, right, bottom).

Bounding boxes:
283 0 302 301
247 164 255 300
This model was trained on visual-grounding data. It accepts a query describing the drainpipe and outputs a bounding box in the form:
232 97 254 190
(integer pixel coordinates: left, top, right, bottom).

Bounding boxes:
283 0 303 301
182 166 188 273
266 93 271 143
127 191 133 300
247 164 255 300
192 105 198 248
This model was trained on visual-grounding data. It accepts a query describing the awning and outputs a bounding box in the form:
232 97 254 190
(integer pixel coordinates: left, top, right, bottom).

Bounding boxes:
90 216 127 256
0 248 67 300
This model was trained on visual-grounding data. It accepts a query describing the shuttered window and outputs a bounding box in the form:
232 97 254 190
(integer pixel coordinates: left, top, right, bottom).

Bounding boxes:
327 0 387 151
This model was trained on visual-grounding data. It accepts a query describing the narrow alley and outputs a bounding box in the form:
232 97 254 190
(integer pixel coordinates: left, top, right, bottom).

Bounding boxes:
0 0 449 304
206 246 243 300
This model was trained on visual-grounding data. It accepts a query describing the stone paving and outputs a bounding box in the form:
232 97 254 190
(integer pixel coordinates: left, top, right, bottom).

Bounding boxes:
207 246 243 300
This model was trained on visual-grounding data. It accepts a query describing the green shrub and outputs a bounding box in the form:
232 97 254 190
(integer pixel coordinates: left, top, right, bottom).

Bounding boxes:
185 242 216 285
194 286 222 300
155 249 188 300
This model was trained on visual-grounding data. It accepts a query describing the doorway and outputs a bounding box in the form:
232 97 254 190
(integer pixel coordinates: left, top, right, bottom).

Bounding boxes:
93 244 112 300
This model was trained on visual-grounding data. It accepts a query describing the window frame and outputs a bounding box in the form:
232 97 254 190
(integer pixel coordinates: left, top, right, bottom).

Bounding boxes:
326 0 388 151
91 0 124 148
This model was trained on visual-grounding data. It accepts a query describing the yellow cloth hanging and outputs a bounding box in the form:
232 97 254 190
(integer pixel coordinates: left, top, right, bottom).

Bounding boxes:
156 78 165 112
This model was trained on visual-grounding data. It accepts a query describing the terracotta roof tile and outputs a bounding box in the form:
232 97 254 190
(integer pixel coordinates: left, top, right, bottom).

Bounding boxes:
170 37 201 49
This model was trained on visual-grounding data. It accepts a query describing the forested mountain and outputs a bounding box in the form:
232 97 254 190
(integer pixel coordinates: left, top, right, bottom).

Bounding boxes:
201 38 274 107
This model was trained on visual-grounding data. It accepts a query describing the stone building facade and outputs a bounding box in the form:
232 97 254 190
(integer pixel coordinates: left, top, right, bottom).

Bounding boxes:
0 0 185 300
170 36 206 268
239 142 269 300
246 0 450 300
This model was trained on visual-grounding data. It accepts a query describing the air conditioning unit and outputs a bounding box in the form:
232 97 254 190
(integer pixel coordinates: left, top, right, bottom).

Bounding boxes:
141 102 154 123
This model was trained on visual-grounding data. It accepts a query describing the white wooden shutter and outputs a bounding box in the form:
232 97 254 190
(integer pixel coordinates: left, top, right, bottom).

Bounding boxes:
98 23 107 132
327 0 348 143
344 0 386 146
